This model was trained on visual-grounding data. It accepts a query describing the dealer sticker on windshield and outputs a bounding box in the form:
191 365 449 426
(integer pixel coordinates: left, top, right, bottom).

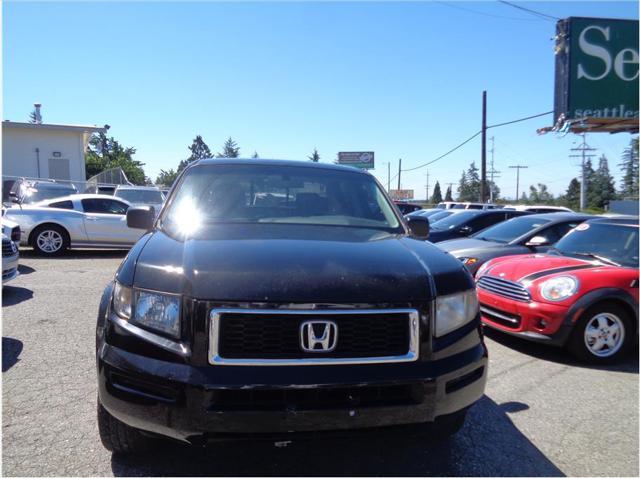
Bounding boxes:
575 223 590 232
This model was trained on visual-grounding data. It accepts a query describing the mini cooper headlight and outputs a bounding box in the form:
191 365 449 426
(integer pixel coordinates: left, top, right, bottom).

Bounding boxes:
540 276 578 302
475 260 491 278
435 289 479 337
113 282 181 338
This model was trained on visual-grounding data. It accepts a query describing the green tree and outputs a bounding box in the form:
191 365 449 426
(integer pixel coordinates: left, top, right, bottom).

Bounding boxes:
178 135 212 171
308 148 320 162
528 183 553 203
28 109 38 124
85 132 146 185
562 178 581 210
619 138 639 198
156 168 179 187
252 151 259 159
217 137 240 158
457 171 468 201
588 155 617 209
444 185 453 202
431 181 443 204
520 191 528 203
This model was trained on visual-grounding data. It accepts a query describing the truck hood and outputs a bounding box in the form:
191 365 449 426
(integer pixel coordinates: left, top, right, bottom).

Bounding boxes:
123 224 472 303
482 254 598 283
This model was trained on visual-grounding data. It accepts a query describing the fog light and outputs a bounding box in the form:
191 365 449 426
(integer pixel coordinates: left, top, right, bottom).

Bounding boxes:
536 318 547 329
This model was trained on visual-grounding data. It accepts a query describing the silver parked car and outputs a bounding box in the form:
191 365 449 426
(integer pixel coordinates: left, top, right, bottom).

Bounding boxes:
3 194 146 255
113 185 165 216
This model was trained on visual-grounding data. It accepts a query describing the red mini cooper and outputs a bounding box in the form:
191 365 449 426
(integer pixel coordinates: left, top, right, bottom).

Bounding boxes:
476 217 639 363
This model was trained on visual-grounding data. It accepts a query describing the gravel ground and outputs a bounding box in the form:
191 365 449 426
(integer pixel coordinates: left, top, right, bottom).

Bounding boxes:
2 250 638 477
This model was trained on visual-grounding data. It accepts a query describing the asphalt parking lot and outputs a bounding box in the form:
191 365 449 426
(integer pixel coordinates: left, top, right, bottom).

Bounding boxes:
2 251 638 477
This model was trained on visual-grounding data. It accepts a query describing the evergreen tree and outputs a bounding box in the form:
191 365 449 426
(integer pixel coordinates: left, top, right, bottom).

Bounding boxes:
156 168 179 187
252 151 259 159
444 185 453 202
431 181 443 204
457 171 468 201
520 191 528 203
178 135 212 171
217 137 240 158
28 109 38 124
85 132 146 185
465 162 481 201
618 138 639 198
308 148 320 162
563 178 581 210
588 155 617 209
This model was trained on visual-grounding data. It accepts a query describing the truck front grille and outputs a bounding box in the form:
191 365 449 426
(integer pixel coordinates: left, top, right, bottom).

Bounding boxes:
477 275 531 302
207 384 424 411
209 308 420 365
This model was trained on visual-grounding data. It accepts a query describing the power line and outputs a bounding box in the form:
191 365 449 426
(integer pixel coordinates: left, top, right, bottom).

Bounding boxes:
435 1 542 21
401 110 553 173
487 110 553 129
497 1 559 21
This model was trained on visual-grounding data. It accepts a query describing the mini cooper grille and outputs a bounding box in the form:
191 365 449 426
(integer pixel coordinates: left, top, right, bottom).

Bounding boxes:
217 312 411 359
477 276 531 302
2 238 16 258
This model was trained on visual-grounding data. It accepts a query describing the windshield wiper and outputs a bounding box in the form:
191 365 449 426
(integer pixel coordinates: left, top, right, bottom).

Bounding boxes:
572 252 620 267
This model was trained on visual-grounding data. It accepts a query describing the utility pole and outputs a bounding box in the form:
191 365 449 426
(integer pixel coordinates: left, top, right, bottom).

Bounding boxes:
425 171 430 201
480 90 488 203
387 162 391 192
488 136 500 202
569 134 597 211
509 165 528 201
397 158 402 191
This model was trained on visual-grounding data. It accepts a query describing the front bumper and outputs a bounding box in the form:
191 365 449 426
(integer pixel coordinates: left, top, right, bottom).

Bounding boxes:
478 289 573 346
2 254 19 284
97 324 487 443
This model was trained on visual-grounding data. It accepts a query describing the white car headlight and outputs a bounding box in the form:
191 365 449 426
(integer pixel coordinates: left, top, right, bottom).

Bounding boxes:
113 282 181 338
540 276 578 302
435 289 479 337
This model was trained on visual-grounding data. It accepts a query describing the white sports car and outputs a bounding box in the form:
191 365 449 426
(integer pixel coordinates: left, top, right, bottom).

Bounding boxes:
3 194 147 255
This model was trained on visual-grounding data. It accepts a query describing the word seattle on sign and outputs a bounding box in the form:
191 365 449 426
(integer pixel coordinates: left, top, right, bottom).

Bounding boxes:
554 17 639 133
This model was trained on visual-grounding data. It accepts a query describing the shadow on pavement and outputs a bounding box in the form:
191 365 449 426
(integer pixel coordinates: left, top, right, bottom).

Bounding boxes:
110 395 563 477
2 286 33 307
484 327 639 374
2 337 23 372
17 264 36 275
19 249 128 260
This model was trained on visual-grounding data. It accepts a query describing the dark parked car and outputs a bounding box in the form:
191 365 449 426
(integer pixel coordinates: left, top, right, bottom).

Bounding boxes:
96 159 487 453
437 213 592 275
7 179 77 206
427 209 530 243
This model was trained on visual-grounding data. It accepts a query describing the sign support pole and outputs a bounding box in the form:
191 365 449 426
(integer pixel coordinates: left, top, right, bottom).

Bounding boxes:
397 159 402 191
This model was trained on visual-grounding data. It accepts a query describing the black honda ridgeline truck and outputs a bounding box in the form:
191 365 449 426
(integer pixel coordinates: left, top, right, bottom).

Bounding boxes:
96 159 487 453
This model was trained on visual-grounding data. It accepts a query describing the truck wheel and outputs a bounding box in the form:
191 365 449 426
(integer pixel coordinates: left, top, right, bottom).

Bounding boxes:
97 401 153 454
31 224 69 256
568 303 633 364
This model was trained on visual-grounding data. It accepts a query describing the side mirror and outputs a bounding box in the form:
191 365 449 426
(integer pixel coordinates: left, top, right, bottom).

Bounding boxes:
525 235 550 247
406 216 430 240
459 225 473 235
126 206 155 230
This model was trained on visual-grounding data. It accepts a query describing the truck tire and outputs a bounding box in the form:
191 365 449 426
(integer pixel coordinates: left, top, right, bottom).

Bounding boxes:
97 401 153 454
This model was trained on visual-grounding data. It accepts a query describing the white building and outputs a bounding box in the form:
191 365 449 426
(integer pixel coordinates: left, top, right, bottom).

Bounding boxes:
2 117 106 184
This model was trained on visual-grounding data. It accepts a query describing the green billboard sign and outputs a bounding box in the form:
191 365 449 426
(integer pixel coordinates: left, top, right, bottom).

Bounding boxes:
554 17 639 131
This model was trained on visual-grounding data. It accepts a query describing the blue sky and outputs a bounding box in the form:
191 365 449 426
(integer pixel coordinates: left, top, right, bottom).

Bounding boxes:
3 1 638 199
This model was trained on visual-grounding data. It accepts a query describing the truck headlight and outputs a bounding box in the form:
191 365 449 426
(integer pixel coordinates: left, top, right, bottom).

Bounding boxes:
459 257 479 266
540 276 578 302
435 289 479 337
113 282 181 338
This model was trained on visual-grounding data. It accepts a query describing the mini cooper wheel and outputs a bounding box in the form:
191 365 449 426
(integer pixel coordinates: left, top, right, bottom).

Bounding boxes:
97 401 153 454
31 225 69 256
568 303 633 364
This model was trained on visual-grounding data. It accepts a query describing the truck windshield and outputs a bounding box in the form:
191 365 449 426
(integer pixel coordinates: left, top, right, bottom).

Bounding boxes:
161 164 401 234
553 223 639 268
